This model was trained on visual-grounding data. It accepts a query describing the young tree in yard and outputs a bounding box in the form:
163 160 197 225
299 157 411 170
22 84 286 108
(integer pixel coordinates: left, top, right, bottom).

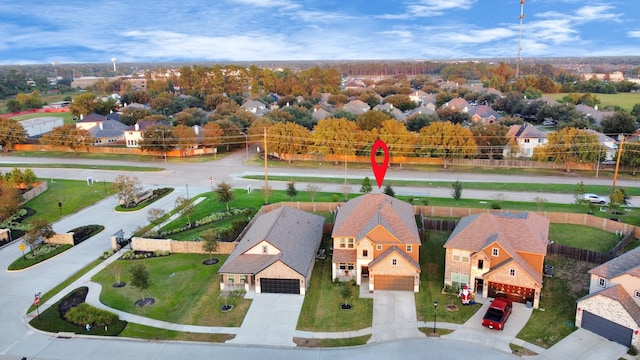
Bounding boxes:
22 168 37 189
174 196 195 228
451 180 463 205
305 184 320 203
360 176 373 194
130 264 151 302
0 117 27 152
261 184 272 205
146 208 166 226
40 124 93 155
215 181 234 211
110 262 124 286
574 181 594 213
383 184 395 197
24 219 55 251
201 229 219 263
286 181 298 200
113 175 143 208
173 124 197 156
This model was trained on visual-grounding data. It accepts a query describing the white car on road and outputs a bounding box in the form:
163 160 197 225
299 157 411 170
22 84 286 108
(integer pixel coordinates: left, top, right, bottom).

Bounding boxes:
580 193 607 204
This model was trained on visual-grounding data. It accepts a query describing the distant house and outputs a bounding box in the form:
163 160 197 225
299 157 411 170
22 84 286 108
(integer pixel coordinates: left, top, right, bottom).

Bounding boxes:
218 206 324 295
443 97 470 113
86 119 128 145
19 116 64 137
575 246 640 347
408 90 427 104
342 99 370 115
469 105 502 124
443 212 549 308
312 107 331 121
75 113 109 131
240 99 268 116
409 105 436 117
585 129 617 161
331 194 421 292
343 79 366 91
124 119 170 148
575 104 614 125
503 123 548 158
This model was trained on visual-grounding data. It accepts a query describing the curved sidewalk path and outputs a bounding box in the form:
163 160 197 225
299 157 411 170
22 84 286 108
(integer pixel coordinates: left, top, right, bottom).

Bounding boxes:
27 250 544 355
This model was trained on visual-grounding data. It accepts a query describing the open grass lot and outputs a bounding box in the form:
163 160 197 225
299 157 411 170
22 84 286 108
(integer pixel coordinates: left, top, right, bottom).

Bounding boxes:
516 256 591 349
549 223 622 252
10 112 74 124
543 92 640 112
415 231 483 324
25 179 114 223
245 175 640 196
0 163 163 171
120 323 234 342
297 236 373 331
92 254 251 327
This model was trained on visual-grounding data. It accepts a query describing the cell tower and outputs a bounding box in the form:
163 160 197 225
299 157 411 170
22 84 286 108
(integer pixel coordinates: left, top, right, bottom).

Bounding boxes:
515 0 525 78
111 57 117 72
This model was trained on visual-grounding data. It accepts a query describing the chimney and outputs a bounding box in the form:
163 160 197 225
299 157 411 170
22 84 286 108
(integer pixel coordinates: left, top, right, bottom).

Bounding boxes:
135 123 140 131
99 122 104 130
80 114 84 120
594 104 598 110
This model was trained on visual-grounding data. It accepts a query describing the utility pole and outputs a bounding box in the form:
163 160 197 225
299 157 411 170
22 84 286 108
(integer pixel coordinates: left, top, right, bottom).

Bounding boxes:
263 127 268 190
515 0 526 79
612 135 625 193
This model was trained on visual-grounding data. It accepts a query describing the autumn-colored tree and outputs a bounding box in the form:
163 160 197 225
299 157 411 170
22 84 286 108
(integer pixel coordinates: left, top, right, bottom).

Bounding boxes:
311 118 362 161
69 92 100 117
138 125 176 160
356 110 392 131
201 122 224 150
0 184 23 222
173 125 197 156
619 139 640 175
40 124 93 155
0 117 27 152
370 120 416 157
470 123 510 159
532 127 602 172
264 108 294 124
601 112 638 135
418 121 478 168
267 122 311 161
213 119 242 151
436 107 471 124
383 94 417 111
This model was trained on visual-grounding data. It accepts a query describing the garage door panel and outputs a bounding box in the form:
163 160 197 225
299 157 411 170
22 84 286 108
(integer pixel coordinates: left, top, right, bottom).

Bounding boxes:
375 275 413 291
488 281 534 304
261 278 300 294
582 310 632 347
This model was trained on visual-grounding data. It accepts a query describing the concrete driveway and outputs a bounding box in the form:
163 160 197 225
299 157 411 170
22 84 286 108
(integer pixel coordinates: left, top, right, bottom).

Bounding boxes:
444 299 533 353
537 328 628 360
227 293 304 347
368 291 424 343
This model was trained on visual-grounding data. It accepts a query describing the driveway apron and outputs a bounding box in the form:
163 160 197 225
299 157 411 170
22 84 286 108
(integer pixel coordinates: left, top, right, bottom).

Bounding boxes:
537 328 628 360
227 293 304 347
369 291 424 343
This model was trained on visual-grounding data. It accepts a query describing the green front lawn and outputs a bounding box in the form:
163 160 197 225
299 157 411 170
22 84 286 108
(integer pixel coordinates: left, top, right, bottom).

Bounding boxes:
92 254 250 327
8 244 72 270
120 323 234 342
297 236 373 331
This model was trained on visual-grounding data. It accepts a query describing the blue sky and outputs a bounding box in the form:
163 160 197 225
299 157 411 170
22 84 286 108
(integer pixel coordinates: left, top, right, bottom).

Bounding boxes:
1 0 639 65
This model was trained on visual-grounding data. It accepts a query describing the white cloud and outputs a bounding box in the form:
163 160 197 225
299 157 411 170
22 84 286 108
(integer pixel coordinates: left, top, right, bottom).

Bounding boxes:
628 30 640 38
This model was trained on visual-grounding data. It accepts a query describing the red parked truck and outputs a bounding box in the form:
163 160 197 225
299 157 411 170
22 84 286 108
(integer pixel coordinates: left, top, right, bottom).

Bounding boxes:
481 297 513 330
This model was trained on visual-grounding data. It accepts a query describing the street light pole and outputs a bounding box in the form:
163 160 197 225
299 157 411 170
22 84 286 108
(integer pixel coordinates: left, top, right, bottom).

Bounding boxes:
103 180 107 196
241 132 248 160
433 301 438 333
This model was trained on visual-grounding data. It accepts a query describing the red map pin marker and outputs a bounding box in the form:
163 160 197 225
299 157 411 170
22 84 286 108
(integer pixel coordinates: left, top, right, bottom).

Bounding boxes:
370 139 389 189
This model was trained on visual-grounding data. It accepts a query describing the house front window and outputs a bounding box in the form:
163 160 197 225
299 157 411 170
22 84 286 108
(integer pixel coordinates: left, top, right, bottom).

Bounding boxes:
524 139 530 143
362 249 368 257
477 259 484 269
509 269 516 277
377 244 382 250
228 276 235 284
635 290 640 299
392 258 397 266
453 249 470 262
339 237 354 249
262 245 268 254
239 275 247 284
339 263 346 270
348 264 354 270
598 277 607 288
492 248 499 257
406 245 412 252
451 272 469 288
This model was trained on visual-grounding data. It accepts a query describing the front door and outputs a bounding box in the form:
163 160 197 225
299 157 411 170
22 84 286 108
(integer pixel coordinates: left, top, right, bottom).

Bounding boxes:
475 279 484 293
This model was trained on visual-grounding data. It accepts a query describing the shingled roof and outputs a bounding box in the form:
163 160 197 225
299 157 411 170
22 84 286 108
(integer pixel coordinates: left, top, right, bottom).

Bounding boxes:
332 194 420 245
218 206 324 276
590 246 640 279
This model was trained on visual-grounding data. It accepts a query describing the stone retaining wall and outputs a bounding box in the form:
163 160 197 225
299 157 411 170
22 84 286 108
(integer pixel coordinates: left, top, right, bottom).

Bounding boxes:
46 233 74 245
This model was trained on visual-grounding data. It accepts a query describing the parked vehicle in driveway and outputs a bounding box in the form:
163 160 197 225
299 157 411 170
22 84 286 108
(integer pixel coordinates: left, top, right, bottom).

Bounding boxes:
579 193 607 204
482 297 512 330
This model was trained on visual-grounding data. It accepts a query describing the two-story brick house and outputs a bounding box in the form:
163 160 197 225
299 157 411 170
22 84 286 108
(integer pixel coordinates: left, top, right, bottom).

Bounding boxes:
331 194 421 292
443 212 549 308
575 247 640 347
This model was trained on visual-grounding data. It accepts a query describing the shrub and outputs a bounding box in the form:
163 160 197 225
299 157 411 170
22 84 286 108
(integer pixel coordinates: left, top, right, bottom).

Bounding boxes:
153 250 170 257
64 303 119 326
101 250 115 259
491 202 502 209
628 346 638 356
120 250 135 260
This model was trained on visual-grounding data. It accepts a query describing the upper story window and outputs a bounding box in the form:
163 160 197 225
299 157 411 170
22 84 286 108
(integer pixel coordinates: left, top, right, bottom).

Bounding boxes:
377 245 382 250
524 138 530 143
339 237 354 249
453 249 470 262
492 248 499 257
477 259 484 270
392 258 397 266
262 245 268 254
509 269 516 277
362 249 368 257
406 245 412 252
634 290 640 299
598 277 607 288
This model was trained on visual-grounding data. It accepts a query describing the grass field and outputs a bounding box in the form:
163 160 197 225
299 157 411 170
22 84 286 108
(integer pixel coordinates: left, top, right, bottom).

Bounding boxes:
9 112 74 124
543 92 640 112
549 224 622 252
0 163 163 171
